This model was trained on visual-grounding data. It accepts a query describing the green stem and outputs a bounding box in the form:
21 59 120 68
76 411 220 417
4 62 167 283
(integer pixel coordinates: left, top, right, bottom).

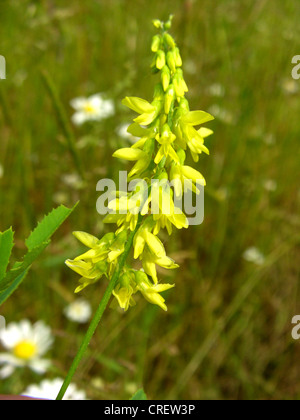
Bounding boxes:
56 220 142 400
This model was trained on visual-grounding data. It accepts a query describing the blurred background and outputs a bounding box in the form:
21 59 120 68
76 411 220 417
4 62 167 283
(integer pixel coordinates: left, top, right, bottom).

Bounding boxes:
0 0 300 400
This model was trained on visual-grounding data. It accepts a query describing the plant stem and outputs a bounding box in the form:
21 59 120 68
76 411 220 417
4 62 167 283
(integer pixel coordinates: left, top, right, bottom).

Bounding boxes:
56 220 142 400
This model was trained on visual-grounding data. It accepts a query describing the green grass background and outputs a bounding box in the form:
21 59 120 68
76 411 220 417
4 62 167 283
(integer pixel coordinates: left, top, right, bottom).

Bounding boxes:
1 0 300 400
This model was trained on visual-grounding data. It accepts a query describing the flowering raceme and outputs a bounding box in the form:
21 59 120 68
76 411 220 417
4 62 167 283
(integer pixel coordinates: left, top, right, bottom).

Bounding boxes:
66 16 214 312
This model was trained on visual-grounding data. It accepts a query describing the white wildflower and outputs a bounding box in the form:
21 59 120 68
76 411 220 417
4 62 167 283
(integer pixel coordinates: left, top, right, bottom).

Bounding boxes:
64 299 92 324
70 93 114 125
22 378 87 400
0 320 53 378
242 247 265 266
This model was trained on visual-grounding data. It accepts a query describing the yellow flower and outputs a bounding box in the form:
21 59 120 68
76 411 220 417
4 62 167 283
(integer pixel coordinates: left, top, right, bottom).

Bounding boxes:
113 137 155 179
135 271 174 311
156 50 166 70
104 212 139 234
122 96 161 126
170 154 206 198
141 175 188 235
174 101 214 161
173 69 188 98
113 272 136 311
65 259 108 293
133 218 166 259
154 124 179 165
141 247 179 284
161 65 171 91
65 231 129 292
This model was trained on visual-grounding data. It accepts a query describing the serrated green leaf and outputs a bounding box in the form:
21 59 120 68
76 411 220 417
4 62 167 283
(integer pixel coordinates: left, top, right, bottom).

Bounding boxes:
25 203 78 250
130 389 147 400
0 270 29 307
0 228 14 281
0 241 50 293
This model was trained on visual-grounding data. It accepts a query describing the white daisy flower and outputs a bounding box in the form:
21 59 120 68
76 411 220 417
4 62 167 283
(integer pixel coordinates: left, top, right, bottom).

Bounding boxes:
0 320 53 379
242 247 265 266
64 299 92 324
70 93 114 125
22 378 87 400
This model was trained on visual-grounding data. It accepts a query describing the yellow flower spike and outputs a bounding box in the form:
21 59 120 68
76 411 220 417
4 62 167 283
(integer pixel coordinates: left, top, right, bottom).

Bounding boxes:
66 17 214 314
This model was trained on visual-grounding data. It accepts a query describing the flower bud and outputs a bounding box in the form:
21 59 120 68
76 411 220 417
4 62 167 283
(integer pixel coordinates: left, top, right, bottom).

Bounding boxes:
151 35 161 52
164 85 175 114
153 83 165 100
173 47 182 67
156 50 166 70
166 51 176 73
152 19 163 29
161 65 171 91
164 33 176 49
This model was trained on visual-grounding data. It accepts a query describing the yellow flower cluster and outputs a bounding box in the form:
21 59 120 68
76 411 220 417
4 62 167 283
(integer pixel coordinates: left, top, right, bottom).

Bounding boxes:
66 17 214 312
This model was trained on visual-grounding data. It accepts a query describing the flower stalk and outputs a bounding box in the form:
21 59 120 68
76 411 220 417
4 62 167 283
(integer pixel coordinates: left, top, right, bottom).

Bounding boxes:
59 15 214 399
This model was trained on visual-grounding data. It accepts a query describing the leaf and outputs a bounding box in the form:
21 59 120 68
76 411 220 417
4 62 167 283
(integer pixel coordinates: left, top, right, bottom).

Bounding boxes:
0 204 78 306
0 241 50 293
0 270 29 307
130 389 147 400
26 203 78 250
0 228 14 281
